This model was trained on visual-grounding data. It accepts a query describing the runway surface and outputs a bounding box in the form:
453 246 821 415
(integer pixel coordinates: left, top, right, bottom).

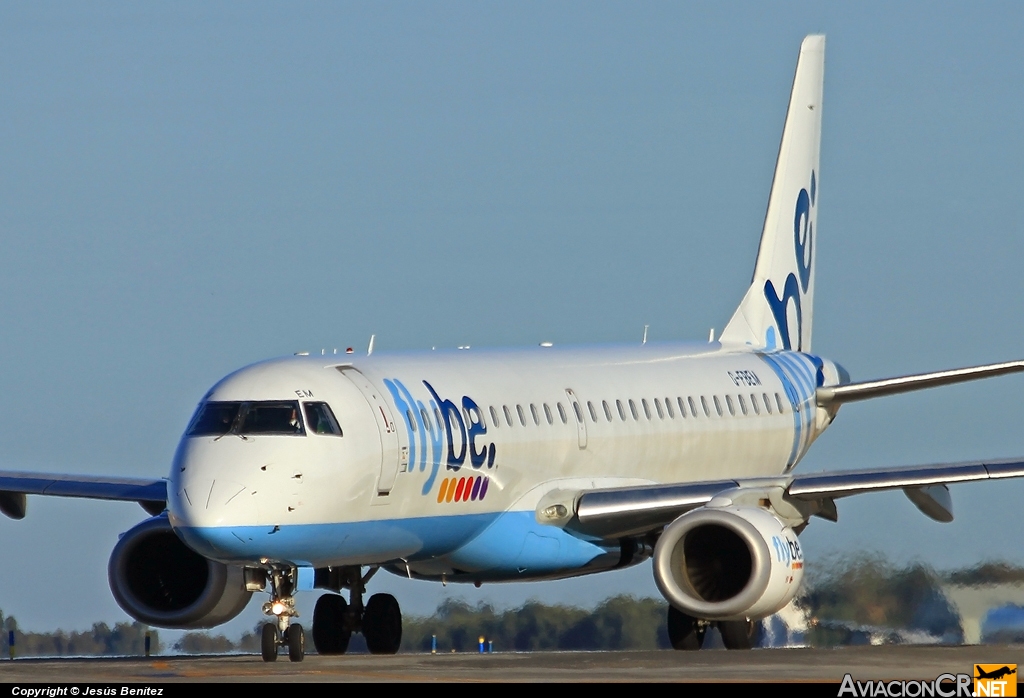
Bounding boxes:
2 646 1023 682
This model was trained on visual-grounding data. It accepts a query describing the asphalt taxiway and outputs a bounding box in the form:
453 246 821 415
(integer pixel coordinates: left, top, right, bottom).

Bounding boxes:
1 646 1023 682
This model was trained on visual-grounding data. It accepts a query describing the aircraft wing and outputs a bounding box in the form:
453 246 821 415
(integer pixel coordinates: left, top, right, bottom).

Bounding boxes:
0 470 167 519
564 457 1024 540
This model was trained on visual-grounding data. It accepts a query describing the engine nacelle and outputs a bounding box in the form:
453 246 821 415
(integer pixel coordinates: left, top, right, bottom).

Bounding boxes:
653 505 803 621
108 515 253 629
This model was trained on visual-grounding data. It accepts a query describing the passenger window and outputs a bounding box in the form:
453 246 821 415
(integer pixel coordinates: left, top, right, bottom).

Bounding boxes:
738 394 748 416
617 400 626 421
588 401 598 422
776 393 786 414
655 398 664 419
628 399 638 420
421 407 433 430
665 398 674 418
557 403 568 424
489 406 500 428
700 396 711 417
642 399 652 420
503 405 514 427
713 396 723 417
763 394 773 414
688 397 698 418
544 403 553 425
406 410 417 431
603 400 613 422
529 404 539 425
678 397 686 418
517 405 527 426
573 401 584 423
304 402 342 436
725 395 735 416
435 407 445 429
750 393 760 415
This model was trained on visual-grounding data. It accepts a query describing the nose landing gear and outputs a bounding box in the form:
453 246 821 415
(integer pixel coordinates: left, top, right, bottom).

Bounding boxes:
312 566 402 655
260 567 305 662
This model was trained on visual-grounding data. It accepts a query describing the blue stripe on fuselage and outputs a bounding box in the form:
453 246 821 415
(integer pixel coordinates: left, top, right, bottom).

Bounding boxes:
758 352 816 468
174 510 607 578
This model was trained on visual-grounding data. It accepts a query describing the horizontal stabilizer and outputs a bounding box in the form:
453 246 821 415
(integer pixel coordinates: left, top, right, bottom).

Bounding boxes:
816 360 1024 407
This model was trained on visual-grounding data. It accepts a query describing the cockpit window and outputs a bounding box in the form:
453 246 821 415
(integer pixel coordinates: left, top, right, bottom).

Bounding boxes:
186 400 306 437
186 401 242 436
239 401 305 435
303 402 342 436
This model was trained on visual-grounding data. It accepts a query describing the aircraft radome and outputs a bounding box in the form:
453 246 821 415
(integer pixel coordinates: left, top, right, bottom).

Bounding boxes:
3 34 1024 661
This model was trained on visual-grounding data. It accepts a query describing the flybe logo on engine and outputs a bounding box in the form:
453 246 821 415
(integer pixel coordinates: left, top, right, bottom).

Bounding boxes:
771 534 804 570
764 171 816 352
383 378 496 497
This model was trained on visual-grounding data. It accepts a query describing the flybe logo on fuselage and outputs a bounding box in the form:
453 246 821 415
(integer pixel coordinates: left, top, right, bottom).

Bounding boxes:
383 378 496 497
764 171 816 352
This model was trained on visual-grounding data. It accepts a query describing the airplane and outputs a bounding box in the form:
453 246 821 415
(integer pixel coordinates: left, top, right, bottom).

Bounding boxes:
3 33 1024 663
976 667 1017 681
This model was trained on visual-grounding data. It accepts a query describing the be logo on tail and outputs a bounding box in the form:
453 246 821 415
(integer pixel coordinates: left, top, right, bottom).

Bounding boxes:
718 35 823 353
763 171 816 352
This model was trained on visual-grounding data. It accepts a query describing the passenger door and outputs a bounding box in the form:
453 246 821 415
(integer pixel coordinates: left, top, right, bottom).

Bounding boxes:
338 367 401 498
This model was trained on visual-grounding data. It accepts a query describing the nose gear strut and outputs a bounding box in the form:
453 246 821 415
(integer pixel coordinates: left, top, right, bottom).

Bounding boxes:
260 567 305 662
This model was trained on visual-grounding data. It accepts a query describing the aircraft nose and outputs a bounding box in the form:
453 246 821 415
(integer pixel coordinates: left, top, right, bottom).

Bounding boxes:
168 475 258 528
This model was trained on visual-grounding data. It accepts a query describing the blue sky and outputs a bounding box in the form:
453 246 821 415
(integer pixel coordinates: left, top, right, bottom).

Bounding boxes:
2 3 1024 639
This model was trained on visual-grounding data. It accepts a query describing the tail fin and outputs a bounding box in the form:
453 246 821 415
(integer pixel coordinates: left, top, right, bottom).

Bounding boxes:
720 35 824 352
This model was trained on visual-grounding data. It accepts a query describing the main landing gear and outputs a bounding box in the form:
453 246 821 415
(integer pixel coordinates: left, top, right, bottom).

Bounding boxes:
260 568 305 662
311 566 403 655
667 607 761 651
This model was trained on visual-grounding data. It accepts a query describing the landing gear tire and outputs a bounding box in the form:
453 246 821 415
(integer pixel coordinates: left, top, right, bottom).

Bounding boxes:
667 607 705 651
261 622 278 662
718 619 760 650
287 623 305 662
363 593 402 654
313 594 351 655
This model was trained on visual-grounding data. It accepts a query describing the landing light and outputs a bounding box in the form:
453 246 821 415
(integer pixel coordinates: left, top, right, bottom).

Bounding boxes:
541 504 568 520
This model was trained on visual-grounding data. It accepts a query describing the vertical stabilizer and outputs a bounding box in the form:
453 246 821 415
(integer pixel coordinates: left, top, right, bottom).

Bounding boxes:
720 35 824 352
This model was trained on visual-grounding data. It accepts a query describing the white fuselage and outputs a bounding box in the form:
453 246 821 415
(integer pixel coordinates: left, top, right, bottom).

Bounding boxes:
168 342 839 582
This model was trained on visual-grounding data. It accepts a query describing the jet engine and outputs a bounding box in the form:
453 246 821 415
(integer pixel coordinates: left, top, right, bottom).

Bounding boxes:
108 515 253 629
653 505 804 621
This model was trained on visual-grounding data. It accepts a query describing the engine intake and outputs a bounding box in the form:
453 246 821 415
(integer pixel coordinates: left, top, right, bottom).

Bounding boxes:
653 505 803 621
108 515 252 629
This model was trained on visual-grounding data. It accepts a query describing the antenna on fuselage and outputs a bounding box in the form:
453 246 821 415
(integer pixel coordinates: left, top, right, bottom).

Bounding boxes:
367 334 376 356
642 325 649 345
